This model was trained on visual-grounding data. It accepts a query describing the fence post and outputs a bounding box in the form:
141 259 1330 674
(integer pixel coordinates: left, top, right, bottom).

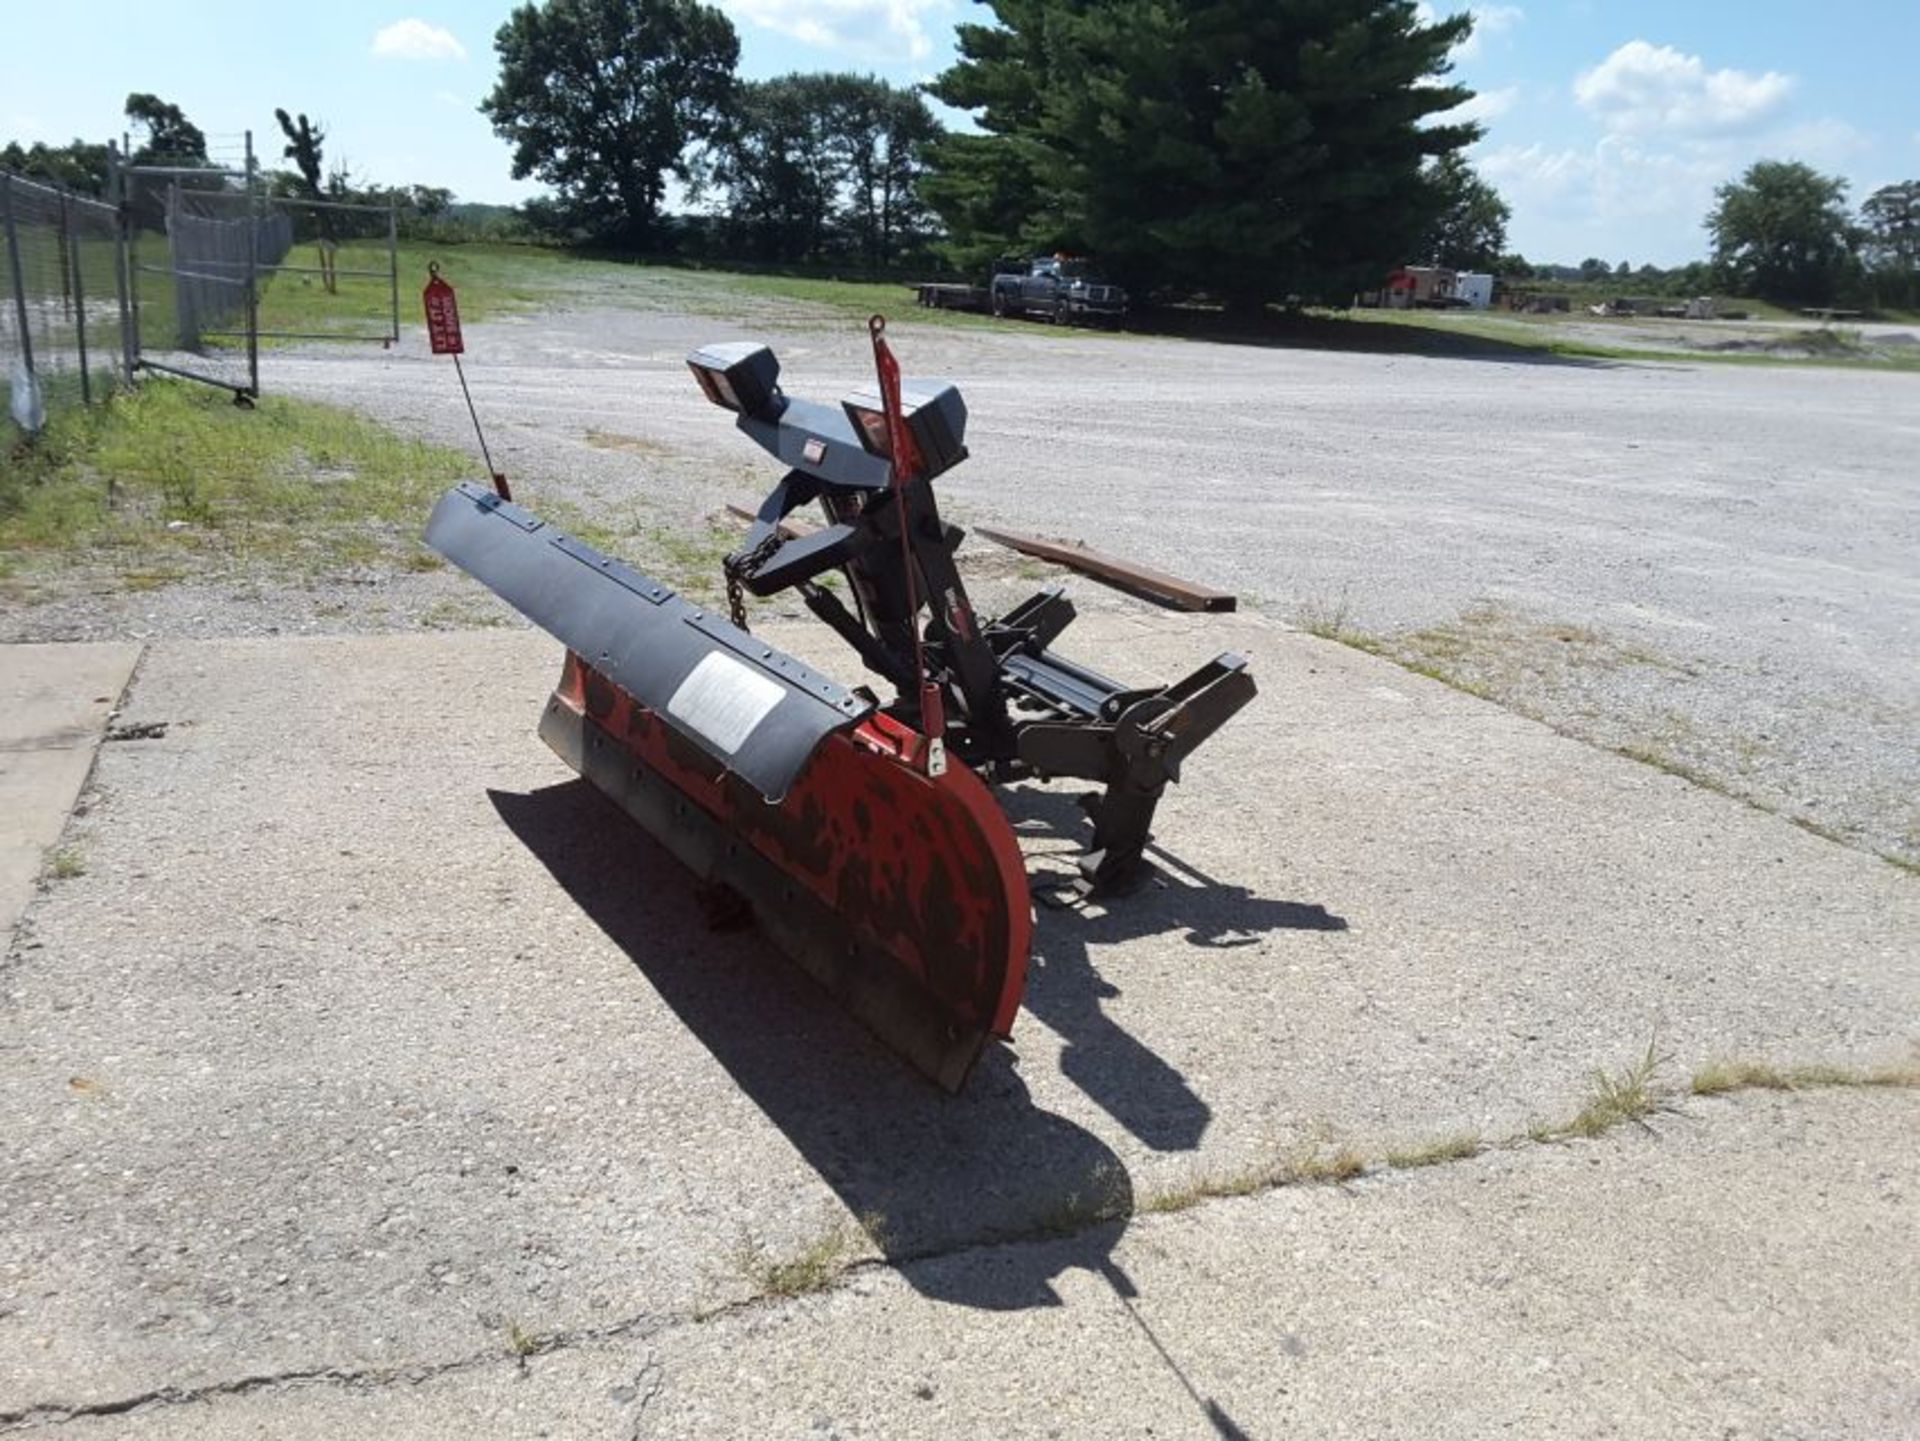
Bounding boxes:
3 173 42 424
386 201 400 345
243 128 259 400
110 144 138 382
63 191 92 405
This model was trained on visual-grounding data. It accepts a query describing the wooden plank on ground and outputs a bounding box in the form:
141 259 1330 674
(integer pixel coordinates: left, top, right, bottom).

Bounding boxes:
973 526 1237 613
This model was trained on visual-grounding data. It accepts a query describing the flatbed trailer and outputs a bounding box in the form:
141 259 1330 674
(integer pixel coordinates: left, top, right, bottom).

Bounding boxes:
910 281 990 312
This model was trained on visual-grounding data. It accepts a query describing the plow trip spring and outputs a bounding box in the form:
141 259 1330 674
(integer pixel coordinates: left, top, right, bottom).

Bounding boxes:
427 317 1255 1089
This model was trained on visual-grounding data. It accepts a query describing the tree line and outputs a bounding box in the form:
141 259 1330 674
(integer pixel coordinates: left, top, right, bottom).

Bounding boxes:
1499 164 1916 311
480 0 1506 300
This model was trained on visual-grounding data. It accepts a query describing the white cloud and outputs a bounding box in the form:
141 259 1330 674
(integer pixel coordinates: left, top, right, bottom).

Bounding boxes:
1415 4 1523 63
719 0 947 62
1481 113 1871 264
371 19 468 62
1478 141 1592 199
1446 85 1519 126
1574 40 1791 135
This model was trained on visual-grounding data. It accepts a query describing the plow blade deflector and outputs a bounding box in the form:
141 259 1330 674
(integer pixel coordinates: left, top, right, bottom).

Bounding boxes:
427 482 871 801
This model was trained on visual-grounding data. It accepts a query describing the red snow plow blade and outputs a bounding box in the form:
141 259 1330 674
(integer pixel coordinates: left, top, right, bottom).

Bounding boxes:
429 318 1252 1090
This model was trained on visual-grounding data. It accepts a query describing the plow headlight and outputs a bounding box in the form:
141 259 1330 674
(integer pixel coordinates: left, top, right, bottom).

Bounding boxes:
687 342 784 419
841 381 968 479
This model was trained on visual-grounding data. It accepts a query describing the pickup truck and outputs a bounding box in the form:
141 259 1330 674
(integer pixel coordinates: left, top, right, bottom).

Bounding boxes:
990 258 1128 326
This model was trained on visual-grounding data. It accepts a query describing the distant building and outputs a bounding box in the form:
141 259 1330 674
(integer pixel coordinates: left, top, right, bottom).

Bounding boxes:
1454 273 1494 309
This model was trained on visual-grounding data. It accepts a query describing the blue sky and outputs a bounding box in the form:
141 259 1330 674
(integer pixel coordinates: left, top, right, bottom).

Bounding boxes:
4 1 1915 265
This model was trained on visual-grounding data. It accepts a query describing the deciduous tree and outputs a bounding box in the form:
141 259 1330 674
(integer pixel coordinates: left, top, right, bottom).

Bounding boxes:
124 93 207 166
704 74 940 266
1860 180 1918 308
1707 160 1859 306
0 139 111 194
1419 152 1508 272
483 0 738 246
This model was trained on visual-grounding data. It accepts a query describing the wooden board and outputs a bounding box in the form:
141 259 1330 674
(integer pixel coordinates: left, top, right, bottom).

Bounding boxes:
973 526 1236 613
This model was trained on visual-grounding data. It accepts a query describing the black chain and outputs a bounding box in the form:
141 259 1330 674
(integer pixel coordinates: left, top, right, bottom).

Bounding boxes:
723 527 784 632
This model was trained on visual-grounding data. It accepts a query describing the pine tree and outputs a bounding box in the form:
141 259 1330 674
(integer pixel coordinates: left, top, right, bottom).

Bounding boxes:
929 0 1479 306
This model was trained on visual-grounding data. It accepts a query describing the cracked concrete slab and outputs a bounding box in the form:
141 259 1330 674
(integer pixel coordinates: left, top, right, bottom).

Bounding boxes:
1 620 1914 1429
23 1088 1919 1439
0 643 141 938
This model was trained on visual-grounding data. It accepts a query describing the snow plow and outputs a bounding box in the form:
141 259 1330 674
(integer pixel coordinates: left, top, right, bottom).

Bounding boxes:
426 318 1254 1090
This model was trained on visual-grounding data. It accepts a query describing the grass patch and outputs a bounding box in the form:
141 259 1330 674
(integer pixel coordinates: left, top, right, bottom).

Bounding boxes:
46 846 87 881
0 378 472 588
1293 588 1371 648
583 428 676 458
133 241 586 351
1327 306 1920 371
1691 1057 1920 1095
1385 1131 1482 1170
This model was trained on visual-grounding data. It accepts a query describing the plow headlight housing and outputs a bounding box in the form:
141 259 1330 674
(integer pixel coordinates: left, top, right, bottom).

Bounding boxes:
841 381 968 479
687 342 784 419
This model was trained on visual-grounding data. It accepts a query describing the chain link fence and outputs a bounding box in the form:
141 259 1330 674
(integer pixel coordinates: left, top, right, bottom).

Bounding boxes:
5 139 400 439
2 171 123 433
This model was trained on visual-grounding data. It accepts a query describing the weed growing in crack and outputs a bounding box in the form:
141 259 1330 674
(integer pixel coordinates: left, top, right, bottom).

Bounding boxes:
505 1321 542 1359
1284 1141 1368 1183
1386 1131 1482 1170
1139 1137 1368 1216
734 1221 866 1300
1692 1056 1920 1095
47 847 86 881
1139 1158 1277 1216
1556 1039 1667 1140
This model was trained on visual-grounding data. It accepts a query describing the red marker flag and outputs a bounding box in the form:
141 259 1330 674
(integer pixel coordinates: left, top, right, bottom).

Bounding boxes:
424 265 463 355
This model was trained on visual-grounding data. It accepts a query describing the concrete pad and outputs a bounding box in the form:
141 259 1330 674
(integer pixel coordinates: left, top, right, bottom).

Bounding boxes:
0 642 141 937
2 620 1914 1420
27 1088 1920 1438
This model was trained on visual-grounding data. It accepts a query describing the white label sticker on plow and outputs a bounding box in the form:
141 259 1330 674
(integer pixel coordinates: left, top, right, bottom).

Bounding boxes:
666 652 786 755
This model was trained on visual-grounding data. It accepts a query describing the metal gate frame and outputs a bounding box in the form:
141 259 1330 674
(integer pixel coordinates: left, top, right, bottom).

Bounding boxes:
111 129 399 405
208 193 400 352
113 135 260 401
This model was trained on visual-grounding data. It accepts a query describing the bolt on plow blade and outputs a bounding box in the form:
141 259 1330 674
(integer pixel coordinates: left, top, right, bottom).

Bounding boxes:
427 482 1031 1090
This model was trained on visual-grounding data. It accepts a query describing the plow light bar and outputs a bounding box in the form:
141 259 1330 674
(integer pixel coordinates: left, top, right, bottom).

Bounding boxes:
687 342 784 419
841 380 968 479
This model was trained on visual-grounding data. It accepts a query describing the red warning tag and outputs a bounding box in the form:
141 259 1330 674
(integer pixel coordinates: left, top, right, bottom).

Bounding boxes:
423 266 463 355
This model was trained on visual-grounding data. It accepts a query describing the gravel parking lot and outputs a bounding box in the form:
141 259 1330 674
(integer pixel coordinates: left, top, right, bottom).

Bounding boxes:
237 289 1917 867
7 282 1914 858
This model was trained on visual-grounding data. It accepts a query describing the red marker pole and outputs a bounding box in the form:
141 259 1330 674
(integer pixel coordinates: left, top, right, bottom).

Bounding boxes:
869 313 945 776
424 262 510 501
